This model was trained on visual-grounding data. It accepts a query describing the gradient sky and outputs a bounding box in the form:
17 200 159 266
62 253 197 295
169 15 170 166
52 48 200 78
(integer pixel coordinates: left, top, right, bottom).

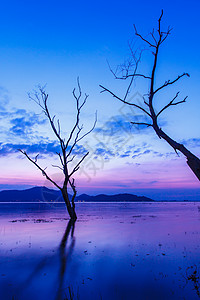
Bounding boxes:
0 0 200 200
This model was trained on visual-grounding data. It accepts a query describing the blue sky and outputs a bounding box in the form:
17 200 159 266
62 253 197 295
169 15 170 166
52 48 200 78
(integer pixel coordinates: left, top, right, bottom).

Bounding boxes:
0 0 200 200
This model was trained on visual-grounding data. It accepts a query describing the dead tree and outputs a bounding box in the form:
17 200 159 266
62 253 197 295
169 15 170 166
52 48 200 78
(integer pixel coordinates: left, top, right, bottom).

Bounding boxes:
100 10 200 181
19 79 96 220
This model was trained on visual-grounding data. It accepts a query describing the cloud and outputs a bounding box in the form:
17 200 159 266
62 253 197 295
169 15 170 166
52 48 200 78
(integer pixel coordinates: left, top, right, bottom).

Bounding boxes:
91 113 159 161
0 104 176 165
90 142 154 162
131 148 174 160
183 138 200 148
92 114 150 159
94 114 151 138
0 141 58 156
0 141 89 159
0 86 10 111
70 144 88 156
94 115 132 136
93 147 115 160
10 115 46 136
0 105 48 144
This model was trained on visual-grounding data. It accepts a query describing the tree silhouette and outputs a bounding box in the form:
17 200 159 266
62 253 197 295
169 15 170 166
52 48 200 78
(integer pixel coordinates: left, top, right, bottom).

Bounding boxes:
19 79 96 220
100 10 200 181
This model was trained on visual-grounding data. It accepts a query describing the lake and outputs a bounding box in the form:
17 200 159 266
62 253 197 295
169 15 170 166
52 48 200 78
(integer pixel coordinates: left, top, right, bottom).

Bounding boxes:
0 202 200 299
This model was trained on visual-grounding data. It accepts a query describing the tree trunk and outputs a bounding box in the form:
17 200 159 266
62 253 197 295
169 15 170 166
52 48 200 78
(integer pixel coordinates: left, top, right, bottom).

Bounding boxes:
61 189 77 220
153 124 200 181
187 156 200 181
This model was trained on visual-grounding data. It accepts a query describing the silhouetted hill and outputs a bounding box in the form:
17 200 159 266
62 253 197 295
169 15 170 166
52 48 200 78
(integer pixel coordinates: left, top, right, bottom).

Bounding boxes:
77 193 153 202
0 187 63 202
0 187 154 202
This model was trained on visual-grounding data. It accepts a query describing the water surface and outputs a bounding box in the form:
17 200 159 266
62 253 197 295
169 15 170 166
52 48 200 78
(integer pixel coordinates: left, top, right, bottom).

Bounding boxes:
0 202 200 299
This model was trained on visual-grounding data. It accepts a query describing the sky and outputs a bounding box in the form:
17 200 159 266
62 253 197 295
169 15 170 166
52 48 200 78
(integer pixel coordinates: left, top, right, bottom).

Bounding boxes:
0 0 200 200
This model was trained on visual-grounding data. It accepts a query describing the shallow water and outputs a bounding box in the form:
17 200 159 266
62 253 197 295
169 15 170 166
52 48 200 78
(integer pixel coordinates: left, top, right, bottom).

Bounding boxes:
0 202 200 300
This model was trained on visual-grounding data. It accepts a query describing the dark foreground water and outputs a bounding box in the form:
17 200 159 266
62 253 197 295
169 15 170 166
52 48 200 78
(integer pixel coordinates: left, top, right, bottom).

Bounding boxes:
0 202 200 300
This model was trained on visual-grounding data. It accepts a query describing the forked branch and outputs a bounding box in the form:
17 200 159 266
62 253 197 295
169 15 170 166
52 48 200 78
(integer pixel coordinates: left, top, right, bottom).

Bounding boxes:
100 10 200 181
21 79 96 219
99 85 151 117
154 73 190 94
157 93 188 117
18 149 62 190
134 24 156 48
69 152 89 177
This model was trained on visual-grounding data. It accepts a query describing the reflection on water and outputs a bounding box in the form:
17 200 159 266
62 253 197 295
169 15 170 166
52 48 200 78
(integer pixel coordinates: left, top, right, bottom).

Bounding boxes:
0 202 200 299
56 220 76 300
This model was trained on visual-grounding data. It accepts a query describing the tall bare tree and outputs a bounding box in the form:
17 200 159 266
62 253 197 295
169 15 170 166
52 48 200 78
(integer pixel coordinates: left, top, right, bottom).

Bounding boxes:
100 10 200 181
19 79 96 220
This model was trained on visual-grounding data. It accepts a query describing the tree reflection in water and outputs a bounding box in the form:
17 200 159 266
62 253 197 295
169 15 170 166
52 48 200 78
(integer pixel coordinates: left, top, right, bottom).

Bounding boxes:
15 220 76 300
56 219 76 300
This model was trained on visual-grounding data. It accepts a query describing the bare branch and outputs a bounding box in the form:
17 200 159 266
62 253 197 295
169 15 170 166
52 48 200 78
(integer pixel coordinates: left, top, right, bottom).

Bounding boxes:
66 126 82 159
123 50 142 101
107 53 151 81
28 85 47 111
66 111 97 159
67 155 76 164
69 152 89 177
144 99 149 106
24 80 95 219
30 87 65 151
35 154 39 163
18 149 62 190
157 93 187 117
99 85 152 117
124 75 134 101
154 73 190 94
150 28 157 45
52 164 63 171
65 79 89 150
56 152 64 167
100 10 200 181
106 60 118 79
118 74 152 80
77 111 97 143
134 24 156 48
42 95 65 147
158 9 164 35
57 119 61 136
69 178 77 207
106 49 151 109
160 26 173 44
131 122 152 127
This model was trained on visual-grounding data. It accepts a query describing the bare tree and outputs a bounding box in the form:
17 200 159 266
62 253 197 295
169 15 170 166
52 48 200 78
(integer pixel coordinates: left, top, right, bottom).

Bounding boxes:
100 10 200 181
19 79 96 220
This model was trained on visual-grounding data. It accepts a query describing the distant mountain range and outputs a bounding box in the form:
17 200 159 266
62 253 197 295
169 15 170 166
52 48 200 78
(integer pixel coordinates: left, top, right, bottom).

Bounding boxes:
0 186 154 202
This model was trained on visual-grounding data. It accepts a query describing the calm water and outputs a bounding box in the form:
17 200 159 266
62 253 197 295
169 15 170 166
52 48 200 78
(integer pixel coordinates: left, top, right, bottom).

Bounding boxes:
0 202 200 300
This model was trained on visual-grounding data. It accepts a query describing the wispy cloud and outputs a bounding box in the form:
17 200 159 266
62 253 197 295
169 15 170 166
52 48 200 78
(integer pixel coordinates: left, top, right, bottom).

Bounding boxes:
94 114 151 137
0 141 88 158
0 86 10 111
183 138 200 148
0 104 48 145
0 102 178 166
9 114 46 136
0 141 59 156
